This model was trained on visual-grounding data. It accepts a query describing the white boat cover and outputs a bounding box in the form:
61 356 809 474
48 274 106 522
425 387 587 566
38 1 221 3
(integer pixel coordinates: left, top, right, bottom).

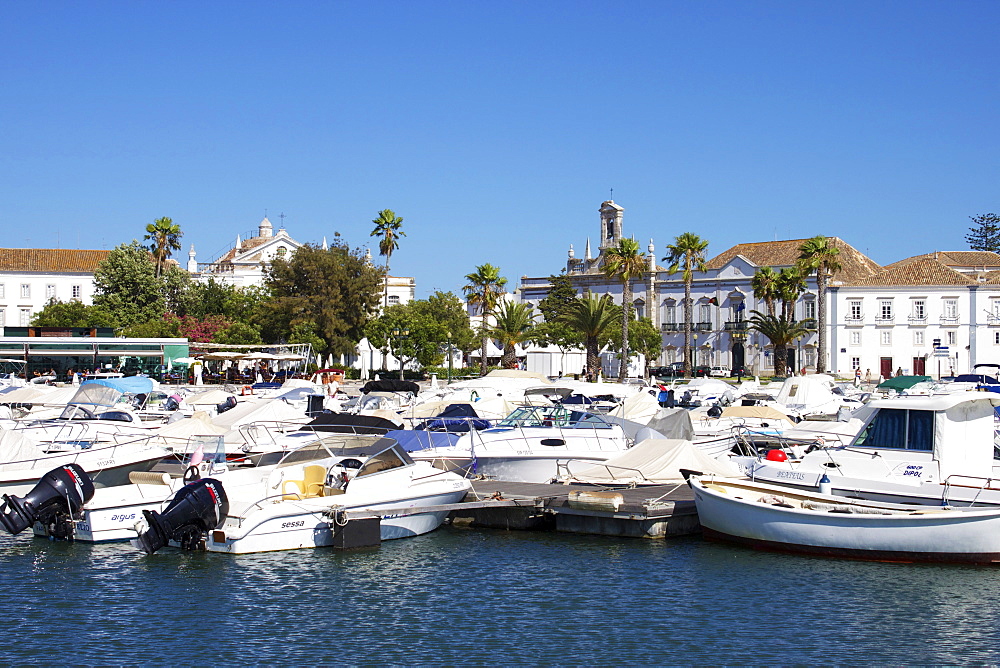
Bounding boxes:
720 405 793 423
186 389 238 406
644 408 696 441
608 391 660 423
155 411 228 440
561 438 741 485
0 428 45 471
212 398 306 431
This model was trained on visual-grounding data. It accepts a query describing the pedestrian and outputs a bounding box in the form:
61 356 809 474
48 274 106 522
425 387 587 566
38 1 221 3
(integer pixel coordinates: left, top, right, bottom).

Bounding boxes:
865 369 871 385
895 367 903 377
854 368 861 387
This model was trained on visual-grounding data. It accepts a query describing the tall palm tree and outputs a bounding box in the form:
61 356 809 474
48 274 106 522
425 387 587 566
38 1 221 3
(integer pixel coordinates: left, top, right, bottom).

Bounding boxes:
369 209 405 309
750 266 780 318
559 292 619 382
489 302 537 368
462 263 507 376
797 236 842 374
748 311 815 377
776 267 807 324
601 238 648 382
144 217 182 278
663 233 709 378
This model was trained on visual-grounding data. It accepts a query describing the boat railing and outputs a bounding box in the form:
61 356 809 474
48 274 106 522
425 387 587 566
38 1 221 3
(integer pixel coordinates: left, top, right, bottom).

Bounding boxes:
468 415 624 453
554 458 646 485
942 474 1000 506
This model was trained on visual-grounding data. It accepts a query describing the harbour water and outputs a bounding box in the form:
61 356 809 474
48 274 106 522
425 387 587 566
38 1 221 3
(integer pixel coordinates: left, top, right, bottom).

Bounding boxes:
2 524 999 664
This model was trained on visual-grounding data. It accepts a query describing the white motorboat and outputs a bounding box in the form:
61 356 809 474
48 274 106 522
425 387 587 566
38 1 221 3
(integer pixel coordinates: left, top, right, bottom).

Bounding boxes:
0 427 169 496
132 435 471 554
730 392 1000 506
409 404 638 483
690 474 1000 564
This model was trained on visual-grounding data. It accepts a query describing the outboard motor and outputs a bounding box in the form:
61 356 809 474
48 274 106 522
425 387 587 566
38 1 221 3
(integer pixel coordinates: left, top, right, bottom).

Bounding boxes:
0 463 95 538
216 396 237 414
134 478 228 554
707 403 723 418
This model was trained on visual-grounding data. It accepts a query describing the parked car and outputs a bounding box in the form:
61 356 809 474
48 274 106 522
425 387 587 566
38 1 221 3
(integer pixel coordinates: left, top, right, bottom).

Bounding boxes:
710 366 730 377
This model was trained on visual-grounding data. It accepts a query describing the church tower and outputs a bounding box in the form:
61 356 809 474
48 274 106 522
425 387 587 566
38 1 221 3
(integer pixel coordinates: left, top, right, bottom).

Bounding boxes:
598 200 624 251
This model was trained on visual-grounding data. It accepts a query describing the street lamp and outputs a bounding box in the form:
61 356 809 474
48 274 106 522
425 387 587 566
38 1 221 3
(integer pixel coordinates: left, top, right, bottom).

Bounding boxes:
391 327 409 380
693 333 699 376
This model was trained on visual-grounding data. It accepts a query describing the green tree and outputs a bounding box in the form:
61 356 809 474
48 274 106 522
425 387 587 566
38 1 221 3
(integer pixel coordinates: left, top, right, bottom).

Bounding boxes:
966 213 1000 252
214 321 263 345
602 238 649 382
560 292 619 382
748 311 815 377
609 317 661 379
365 292 475 373
161 264 195 316
797 236 841 374
262 241 383 357
776 267 807 324
31 300 116 328
489 301 537 368
751 266 780 318
370 209 405 309
93 240 165 329
462 263 508 376
144 216 183 278
533 273 584 373
663 233 709 378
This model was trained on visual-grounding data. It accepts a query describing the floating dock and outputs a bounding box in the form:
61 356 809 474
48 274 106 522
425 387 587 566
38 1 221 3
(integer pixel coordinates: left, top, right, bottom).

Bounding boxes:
347 480 700 540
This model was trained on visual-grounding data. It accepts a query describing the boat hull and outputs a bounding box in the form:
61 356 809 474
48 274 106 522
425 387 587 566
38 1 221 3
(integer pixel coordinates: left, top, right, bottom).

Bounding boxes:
692 477 1000 564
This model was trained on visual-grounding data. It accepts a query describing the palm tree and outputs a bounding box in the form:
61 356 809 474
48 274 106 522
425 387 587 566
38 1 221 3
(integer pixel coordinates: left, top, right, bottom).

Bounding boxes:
369 209 405 309
601 238 649 382
748 311 815 377
144 217 182 278
776 267 807 324
462 263 507 376
559 292 619 382
751 266 780 318
797 236 842 374
489 302 537 368
663 233 709 378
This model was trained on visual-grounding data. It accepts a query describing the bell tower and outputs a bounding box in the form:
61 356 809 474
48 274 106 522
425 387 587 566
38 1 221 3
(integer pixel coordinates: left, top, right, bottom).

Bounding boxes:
599 200 624 251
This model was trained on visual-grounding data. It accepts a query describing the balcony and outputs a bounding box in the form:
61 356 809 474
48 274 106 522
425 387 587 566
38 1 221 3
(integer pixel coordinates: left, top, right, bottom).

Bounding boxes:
907 315 927 325
661 323 681 332
845 314 864 325
940 315 959 325
724 321 748 332
874 316 895 326
694 322 712 332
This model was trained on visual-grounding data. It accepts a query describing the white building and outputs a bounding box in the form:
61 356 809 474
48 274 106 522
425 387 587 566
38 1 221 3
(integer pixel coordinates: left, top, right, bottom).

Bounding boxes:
0 249 110 328
188 216 304 288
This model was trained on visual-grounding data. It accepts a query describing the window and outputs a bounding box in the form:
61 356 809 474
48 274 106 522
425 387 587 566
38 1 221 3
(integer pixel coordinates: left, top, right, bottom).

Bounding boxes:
881 331 892 346
45 284 56 300
699 304 711 324
0 284 4 299
849 300 862 320
995 331 1000 345
851 356 861 370
19 309 30 326
20 284 30 299
854 408 934 451
947 331 957 345
914 330 924 346
633 299 644 320
387 295 400 305
912 300 925 319
0 309 4 326
805 349 816 367
71 285 81 300
276 247 287 256
664 305 676 325
850 331 861 346
804 300 816 320
878 300 893 321
943 299 958 320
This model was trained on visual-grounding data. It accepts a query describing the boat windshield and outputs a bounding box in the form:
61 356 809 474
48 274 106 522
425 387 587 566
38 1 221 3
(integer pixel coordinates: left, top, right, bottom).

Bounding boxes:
853 408 934 451
495 406 613 429
355 443 414 478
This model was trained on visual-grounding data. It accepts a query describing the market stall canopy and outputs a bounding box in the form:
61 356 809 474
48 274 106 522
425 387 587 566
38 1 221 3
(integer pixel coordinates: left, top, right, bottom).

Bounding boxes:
171 357 200 365
201 352 246 360
243 352 280 360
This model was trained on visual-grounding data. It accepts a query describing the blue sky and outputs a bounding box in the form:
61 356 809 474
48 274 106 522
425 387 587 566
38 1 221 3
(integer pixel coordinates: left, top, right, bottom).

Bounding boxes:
2 1 997 298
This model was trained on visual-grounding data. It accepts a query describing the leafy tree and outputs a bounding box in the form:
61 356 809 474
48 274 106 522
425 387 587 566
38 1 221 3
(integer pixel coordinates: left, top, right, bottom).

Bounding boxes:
144 216 183 277
261 241 383 357
462 263 507 376
370 209 405 308
751 266 780 318
214 321 263 346
92 240 165 329
749 312 814 377
602 238 648 382
533 273 584 372
560 292 619 382
161 264 195 316
31 300 116 328
122 317 181 339
797 236 841 373
608 317 661 379
776 267 807 323
966 213 1000 252
663 233 709 378
187 279 268 322
365 293 475 371
489 301 537 368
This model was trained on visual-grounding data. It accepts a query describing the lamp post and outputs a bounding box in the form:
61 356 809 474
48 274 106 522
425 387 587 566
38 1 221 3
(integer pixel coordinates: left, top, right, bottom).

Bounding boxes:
693 333 699 376
391 327 409 380
446 331 453 384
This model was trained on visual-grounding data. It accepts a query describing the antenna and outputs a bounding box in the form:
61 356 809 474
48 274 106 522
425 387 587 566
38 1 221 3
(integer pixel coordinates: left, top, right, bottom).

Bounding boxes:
279 212 286 228
610 187 614 200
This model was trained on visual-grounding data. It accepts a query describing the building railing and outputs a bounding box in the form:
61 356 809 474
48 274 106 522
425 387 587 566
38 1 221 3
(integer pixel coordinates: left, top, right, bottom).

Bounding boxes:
940 315 960 324
907 315 927 324
724 321 748 332
874 316 895 325
845 314 864 324
694 322 712 332
661 323 681 332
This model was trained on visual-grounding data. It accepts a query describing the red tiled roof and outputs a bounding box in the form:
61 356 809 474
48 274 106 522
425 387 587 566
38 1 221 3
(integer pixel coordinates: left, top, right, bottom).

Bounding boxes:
705 237 880 283
0 249 111 273
848 256 978 286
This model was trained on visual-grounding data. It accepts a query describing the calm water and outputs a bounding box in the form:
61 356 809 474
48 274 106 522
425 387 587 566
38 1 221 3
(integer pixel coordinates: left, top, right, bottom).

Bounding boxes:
2 524 999 665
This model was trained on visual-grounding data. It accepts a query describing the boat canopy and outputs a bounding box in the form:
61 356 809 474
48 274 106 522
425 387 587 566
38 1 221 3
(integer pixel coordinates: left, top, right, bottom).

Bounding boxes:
82 377 155 396
562 438 740 485
877 375 934 391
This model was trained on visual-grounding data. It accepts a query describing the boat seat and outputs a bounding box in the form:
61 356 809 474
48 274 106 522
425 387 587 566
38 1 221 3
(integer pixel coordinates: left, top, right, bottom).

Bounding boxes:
281 465 328 500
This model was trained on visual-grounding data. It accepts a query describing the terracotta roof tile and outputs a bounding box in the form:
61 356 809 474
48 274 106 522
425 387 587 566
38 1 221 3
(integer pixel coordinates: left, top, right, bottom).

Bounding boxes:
847 256 977 286
885 251 1000 270
705 237 880 283
0 248 110 273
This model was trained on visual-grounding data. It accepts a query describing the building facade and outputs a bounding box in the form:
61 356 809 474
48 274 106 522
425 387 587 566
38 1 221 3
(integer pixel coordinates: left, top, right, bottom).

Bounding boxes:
0 249 110 328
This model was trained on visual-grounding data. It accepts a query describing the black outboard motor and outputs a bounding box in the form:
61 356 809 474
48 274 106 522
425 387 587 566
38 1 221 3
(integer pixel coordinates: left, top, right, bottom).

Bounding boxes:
0 463 95 538
216 396 238 414
134 478 228 554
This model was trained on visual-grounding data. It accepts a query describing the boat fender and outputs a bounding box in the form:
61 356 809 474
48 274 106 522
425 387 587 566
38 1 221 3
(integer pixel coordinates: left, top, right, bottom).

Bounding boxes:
241 385 254 396
818 473 832 495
